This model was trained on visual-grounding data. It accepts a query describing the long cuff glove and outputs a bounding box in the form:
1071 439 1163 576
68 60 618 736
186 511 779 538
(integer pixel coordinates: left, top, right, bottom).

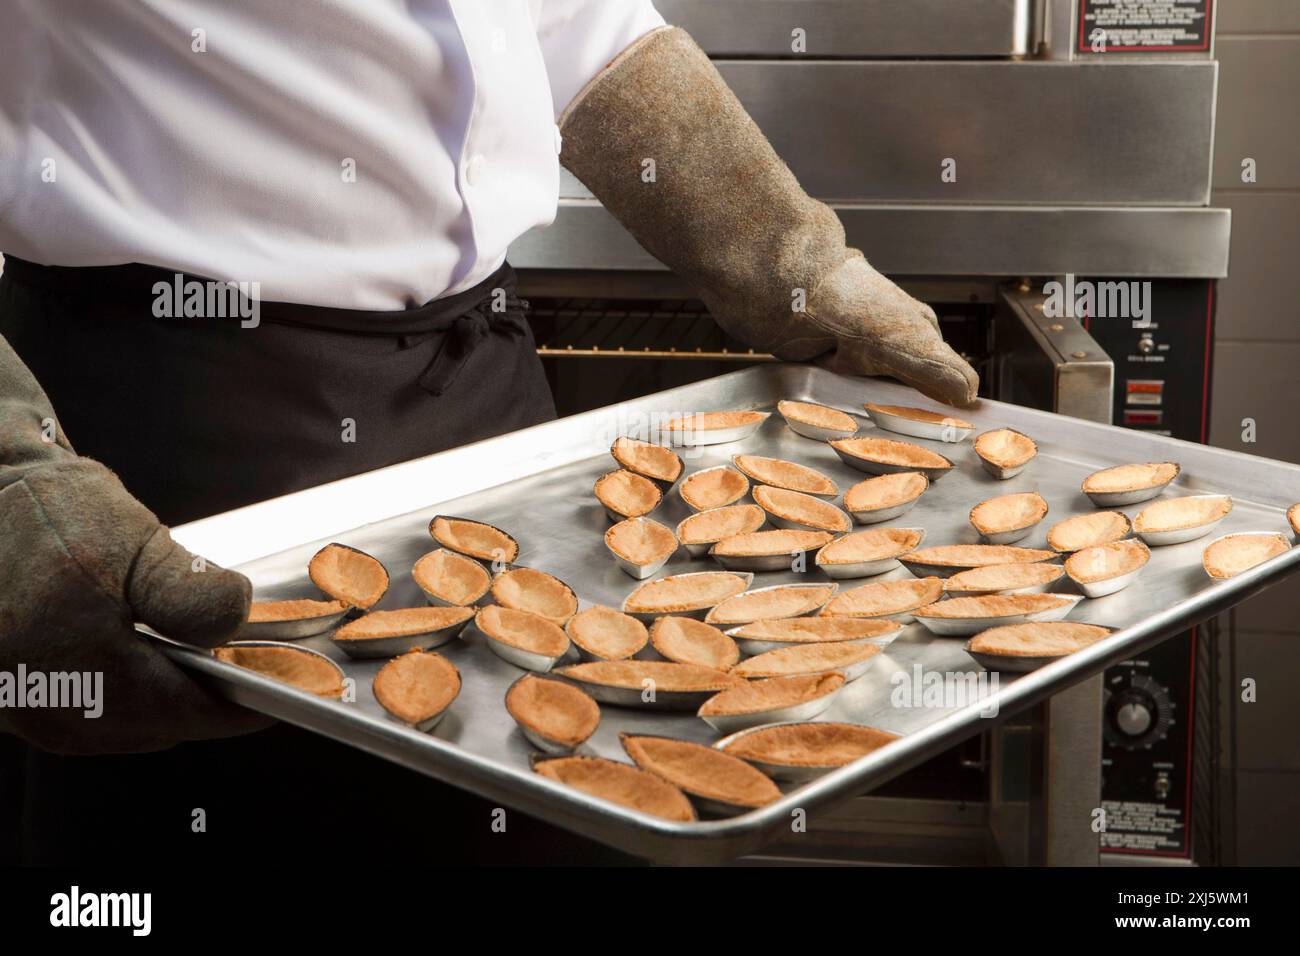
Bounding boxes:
560 27 979 407
0 335 269 754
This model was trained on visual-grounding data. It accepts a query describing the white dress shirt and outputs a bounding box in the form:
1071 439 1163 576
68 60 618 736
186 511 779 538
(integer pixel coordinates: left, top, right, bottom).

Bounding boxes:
0 0 663 310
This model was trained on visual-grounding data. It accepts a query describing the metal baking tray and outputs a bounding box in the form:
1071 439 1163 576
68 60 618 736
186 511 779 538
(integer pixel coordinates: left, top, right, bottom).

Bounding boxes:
153 364 1300 864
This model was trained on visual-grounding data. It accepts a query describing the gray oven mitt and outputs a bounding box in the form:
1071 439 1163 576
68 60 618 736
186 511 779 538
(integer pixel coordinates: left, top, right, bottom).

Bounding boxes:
0 336 270 754
559 26 979 407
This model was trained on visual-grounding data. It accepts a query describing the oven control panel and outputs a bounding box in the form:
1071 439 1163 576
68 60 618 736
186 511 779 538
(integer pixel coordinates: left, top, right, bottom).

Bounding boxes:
1100 632 1195 858
1081 279 1215 443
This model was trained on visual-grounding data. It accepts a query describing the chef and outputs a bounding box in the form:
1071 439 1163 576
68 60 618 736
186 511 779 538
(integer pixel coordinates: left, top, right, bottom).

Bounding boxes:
0 1 977 863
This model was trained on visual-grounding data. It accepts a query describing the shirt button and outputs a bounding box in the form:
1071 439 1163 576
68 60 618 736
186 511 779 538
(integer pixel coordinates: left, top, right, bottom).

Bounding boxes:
465 153 486 186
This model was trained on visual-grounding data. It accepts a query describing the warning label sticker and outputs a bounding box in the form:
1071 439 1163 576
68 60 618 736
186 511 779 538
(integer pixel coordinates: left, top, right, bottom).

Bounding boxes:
1079 0 1212 53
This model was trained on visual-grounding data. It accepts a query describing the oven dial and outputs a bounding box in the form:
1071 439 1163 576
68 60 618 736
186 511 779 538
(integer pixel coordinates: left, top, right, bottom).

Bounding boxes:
1137 333 1156 355
1104 673 1173 749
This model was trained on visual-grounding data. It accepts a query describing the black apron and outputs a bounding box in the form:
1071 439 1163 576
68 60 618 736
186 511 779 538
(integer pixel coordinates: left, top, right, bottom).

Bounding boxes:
0 256 634 865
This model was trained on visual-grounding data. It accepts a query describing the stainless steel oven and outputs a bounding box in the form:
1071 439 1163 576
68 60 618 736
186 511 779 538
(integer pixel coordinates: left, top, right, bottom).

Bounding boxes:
510 0 1229 865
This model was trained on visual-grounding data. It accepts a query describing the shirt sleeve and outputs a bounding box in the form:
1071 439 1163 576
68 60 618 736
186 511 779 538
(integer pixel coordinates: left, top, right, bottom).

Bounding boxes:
535 0 667 119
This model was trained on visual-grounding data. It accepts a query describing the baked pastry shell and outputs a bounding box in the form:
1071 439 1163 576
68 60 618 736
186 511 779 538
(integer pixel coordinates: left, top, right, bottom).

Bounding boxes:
373 650 462 731
912 594 1084 636
819 577 946 624
731 454 838 498
675 505 767 557
964 623 1114 673
661 410 770 447
677 464 750 512
973 429 1038 479
474 607 572 673
489 568 579 626
620 571 755 622
649 617 740 671
815 528 927 579
565 607 650 662
412 548 492 608
863 403 973 442
829 437 954 481
734 643 881 682
331 606 474 659
621 733 781 816
703 582 839 625
943 563 1066 597
239 599 351 641
697 675 847 734
1064 539 1151 598
708 531 833 572
715 721 900 782
753 485 853 535
530 754 697 823
604 517 679 580
726 618 903 656
843 472 930 524
610 436 684 489
505 673 599 754
1046 511 1133 553
558 662 740 711
1201 532 1291 581
308 543 390 612
594 469 663 522
428 515 520 567
776 399 859 441
1081 461 1181 507
1133 494 1233 546
212 640 345 698
898 545 1056 580
969 493 1049 545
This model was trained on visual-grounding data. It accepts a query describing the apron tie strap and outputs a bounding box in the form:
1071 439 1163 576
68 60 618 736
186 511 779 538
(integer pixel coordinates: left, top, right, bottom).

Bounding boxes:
417 305 530 397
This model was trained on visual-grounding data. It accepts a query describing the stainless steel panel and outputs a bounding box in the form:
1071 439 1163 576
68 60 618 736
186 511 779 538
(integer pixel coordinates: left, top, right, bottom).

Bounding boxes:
1209 341 1300 464
656 0 1035 57
714 60 1216 204
158 364 1300 864
511 201 1232 277
997 286 1115 423
1213 38 1300 189
1234 770 1300 864
1217 0 1300 33
1041 675 1103 865
1234 632 1300 771
1209 191 1300 340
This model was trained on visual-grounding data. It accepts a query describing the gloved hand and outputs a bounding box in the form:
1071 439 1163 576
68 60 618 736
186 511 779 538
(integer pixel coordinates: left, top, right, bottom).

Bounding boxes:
560 26 979 407
1 336 270 754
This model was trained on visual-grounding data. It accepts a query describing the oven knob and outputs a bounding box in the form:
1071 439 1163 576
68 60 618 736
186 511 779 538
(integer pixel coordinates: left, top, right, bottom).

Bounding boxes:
1137 334 1155 355
1104 675 1172 749
1115 699 1153 737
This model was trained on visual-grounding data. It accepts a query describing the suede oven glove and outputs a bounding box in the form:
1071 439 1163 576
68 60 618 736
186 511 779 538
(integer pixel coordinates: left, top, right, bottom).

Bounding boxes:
560 27 979 407
0 336 269 754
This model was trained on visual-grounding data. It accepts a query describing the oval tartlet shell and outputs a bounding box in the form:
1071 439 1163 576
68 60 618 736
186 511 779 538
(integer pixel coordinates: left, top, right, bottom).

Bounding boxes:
309 543 389 610
534 755 696 822
373 649 462 725
430 516 519 564
649 617 740 670
213 643 345 697
622 734 782 809
733 454 837 496
1047 511 1132 552
506 673 600 748
412 548 491 606
722 722 900 769
565 605 649 660
1202 533 1290 580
